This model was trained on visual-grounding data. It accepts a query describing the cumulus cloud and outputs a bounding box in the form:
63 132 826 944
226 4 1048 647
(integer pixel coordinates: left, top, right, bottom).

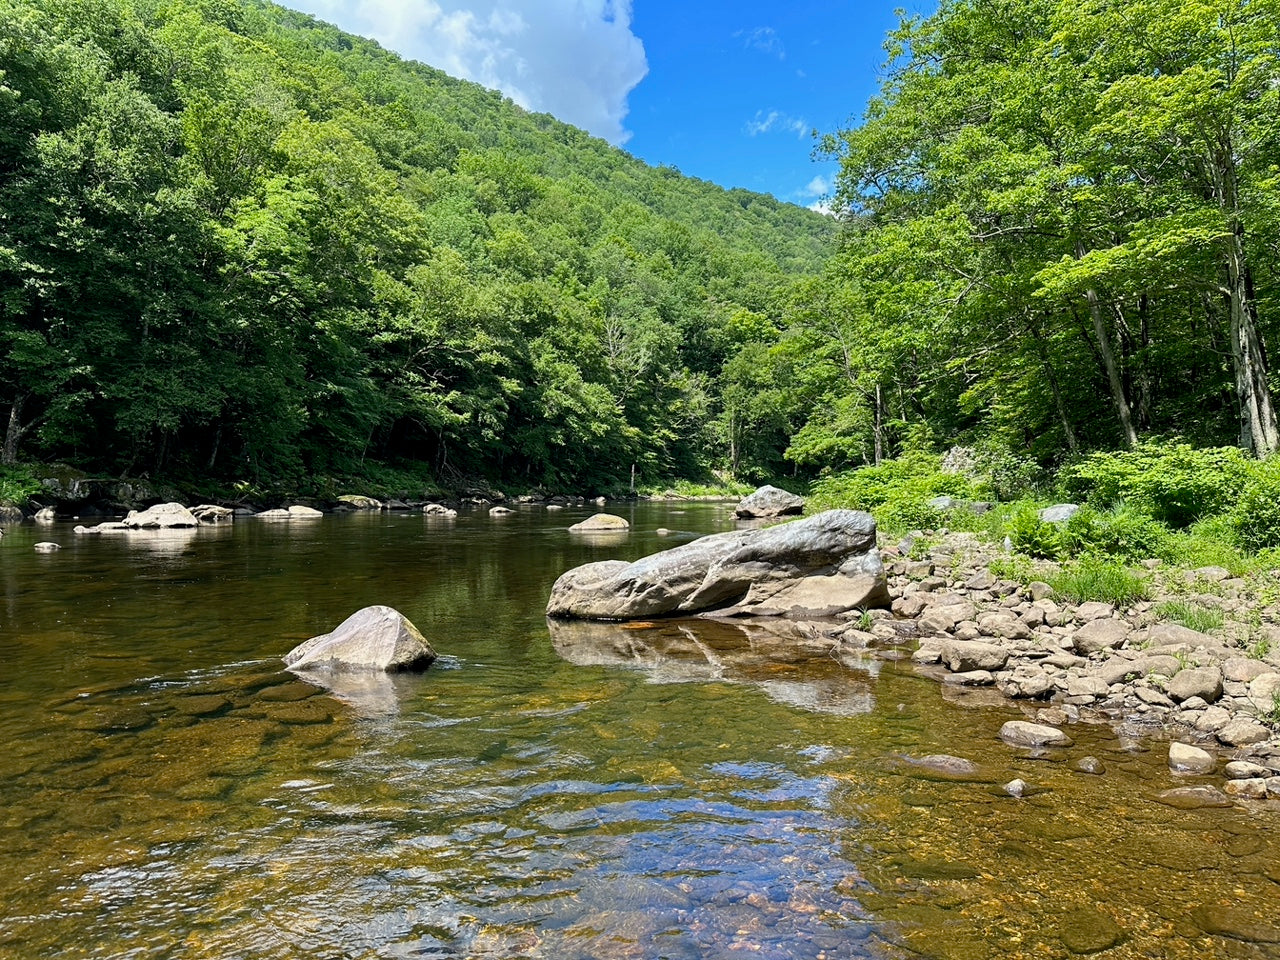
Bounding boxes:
800 174 835 215
745 109 810 139
297 0 648 145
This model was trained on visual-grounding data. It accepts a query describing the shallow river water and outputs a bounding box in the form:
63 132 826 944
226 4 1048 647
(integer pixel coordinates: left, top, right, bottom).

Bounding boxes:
1 503 1277 960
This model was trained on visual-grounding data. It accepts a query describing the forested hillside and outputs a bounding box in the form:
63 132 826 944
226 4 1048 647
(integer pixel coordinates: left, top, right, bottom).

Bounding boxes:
0 0 833 493
774 0 1280 471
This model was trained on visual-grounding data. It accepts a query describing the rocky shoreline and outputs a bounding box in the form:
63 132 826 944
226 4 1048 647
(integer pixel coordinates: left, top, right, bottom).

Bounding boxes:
862 530 1280 807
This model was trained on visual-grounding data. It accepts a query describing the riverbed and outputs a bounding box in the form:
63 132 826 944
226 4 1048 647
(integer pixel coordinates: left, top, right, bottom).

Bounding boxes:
1 503 1276 959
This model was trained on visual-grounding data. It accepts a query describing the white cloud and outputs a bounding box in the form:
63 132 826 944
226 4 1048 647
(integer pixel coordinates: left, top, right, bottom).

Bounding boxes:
800 175 835 215
736 26 785 59
297 0 648 145
804 175 830 196
745 109 810 139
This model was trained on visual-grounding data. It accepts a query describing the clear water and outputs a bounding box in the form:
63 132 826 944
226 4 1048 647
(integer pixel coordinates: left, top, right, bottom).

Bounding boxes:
0 504 1276 959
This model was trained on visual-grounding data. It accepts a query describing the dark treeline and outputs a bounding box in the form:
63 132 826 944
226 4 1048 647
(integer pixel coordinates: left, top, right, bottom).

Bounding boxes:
0 0 832 493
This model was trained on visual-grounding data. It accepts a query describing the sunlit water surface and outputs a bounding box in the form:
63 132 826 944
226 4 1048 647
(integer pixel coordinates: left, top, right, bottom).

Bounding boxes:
1 504 1277 959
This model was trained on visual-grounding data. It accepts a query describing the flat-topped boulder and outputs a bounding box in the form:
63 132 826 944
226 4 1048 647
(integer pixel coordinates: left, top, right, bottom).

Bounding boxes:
284 605 436 672
124 502 198 528
547 509 889 621
734 485 805 519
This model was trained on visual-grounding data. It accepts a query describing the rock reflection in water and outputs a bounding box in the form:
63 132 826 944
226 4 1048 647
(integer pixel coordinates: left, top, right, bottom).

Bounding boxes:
288 662 447 718
548 617 878 716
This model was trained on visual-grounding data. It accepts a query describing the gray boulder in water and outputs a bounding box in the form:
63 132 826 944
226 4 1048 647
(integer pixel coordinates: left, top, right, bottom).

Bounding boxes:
734 484 805 518
124 502 199 528
546 509 889 620
284 605 437 672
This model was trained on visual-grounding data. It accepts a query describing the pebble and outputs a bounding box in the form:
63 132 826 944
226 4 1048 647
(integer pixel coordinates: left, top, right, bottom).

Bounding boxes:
1074 756 1106 775
1004 778 1030 798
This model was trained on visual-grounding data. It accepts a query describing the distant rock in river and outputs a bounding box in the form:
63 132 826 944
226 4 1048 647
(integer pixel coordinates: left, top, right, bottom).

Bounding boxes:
734 484 805 519
569 513 629 532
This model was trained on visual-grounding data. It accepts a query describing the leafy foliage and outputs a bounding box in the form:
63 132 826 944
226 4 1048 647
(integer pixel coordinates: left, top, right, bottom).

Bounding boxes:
0 0 832 491
1061 443 1251 527
1231 460 1280 551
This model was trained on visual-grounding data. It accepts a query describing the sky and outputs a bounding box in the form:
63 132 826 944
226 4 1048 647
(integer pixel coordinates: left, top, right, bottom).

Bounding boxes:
285 0 921 209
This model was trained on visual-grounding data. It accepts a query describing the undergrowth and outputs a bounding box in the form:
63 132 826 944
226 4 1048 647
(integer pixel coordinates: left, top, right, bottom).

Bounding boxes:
1047 557 1150 606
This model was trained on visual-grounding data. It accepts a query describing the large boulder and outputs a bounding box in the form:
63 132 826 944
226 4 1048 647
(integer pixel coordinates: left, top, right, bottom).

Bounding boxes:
123 502 199 529
338 495 382 510
190 504 234 524
546 509 889 621
734 485 805 519
284 605 436 672
569 513 630 532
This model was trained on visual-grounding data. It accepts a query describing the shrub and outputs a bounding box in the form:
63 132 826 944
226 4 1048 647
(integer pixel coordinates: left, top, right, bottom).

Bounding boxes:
808 453 988 533
1232 458 1280 551
1006 505 1062 558
0 464 40 505
1057 504 1172 561
809 453 982 511
1061 441 1250 527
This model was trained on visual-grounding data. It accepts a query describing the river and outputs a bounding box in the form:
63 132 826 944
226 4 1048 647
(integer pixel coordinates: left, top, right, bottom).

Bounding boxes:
0 503 1276 959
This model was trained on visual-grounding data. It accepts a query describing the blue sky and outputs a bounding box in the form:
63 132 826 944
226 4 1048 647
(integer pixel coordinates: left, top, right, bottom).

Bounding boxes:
284 1 923 209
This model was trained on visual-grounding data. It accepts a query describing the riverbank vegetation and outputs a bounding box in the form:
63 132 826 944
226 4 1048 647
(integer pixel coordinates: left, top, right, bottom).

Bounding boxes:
4 0 1280 516
0 0 830 494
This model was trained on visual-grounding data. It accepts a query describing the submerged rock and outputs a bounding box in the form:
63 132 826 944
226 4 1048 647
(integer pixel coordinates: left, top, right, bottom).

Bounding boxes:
999 720 1073 747
734 485 805 519
284 605 436 672
1059 907 1126 954
900 754 986 781
1154 785 1234 809
546 509 889 620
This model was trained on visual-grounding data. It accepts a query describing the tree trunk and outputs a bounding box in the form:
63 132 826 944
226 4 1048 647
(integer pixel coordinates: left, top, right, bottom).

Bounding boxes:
3 395 38 465
1029 314 1079 454
1084 286 1138 447
1214 144 1279 457
1225 235 1278 456
872 383 884 466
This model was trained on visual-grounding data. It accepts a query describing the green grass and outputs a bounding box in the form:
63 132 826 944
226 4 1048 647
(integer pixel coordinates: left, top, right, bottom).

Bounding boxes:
1154 600 1224 634
1259 691 1280 727
1047 556 1150 606
650 478 758 498
987 553 1043 586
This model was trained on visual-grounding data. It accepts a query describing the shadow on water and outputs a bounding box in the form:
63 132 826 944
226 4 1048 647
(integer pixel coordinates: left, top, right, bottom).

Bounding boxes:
0 506 1278 958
